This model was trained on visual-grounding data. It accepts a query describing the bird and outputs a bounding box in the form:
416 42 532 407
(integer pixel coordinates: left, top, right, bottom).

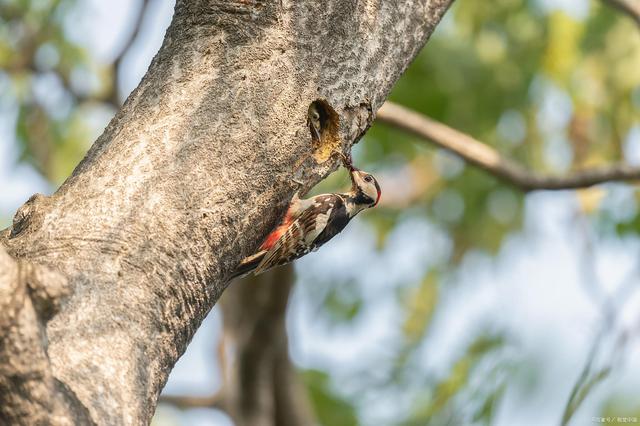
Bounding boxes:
230 158 381 279
308 103 323 142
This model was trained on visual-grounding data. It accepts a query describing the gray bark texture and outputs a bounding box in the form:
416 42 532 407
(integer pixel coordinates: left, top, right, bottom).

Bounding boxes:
0 0 452 424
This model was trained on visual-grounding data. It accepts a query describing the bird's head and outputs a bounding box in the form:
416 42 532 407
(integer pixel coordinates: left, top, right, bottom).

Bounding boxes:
348 166 381 210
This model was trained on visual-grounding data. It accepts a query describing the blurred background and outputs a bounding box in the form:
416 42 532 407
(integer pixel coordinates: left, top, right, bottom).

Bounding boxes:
1 0 640 425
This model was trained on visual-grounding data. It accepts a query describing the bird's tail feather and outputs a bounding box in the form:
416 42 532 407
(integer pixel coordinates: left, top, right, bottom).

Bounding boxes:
228 250 266 280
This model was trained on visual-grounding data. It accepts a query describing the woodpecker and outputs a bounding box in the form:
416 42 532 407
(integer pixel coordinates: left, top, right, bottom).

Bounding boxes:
231 160 381 279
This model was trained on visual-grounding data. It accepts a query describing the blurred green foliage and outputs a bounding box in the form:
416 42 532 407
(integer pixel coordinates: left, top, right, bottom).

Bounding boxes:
364 0 640 259
1 0 115 183
403 334 508 426
302 369 359 426
351 0 640 423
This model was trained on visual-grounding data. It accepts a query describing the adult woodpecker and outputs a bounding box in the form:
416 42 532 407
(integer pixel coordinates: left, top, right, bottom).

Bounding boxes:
231 159 381 279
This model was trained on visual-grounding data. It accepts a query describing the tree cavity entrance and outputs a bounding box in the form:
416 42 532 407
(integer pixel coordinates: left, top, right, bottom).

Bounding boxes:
307 100 340 163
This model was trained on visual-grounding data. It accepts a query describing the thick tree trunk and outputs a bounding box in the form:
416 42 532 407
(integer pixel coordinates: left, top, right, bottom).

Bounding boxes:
0 0 452 424
221 266 313 426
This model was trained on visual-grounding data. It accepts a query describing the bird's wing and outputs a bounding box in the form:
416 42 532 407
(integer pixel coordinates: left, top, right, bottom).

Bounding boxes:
254 195 336 274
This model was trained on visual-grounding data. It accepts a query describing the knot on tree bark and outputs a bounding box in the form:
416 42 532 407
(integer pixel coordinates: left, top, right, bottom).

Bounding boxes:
10 193 49 239
0 244 87 425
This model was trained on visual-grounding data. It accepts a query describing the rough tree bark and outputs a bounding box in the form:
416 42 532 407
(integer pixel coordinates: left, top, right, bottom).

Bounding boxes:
0 1 452 424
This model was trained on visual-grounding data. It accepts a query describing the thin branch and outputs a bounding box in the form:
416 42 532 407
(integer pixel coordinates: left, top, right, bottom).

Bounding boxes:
602 0 640 27
158 392 226 411
56 0 150 107
159 316 228 412
109 0 150 106
561 327 628 426
376 102 640 192
561 358 613 426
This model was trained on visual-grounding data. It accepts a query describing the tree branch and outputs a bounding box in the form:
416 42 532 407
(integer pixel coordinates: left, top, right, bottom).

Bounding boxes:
376 101 640 192
108 0 150 106
56 0 150 108
159 392 226 411
602 0 640 27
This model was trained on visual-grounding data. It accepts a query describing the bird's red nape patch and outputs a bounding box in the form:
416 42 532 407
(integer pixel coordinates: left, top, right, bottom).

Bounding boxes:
373 181 381 206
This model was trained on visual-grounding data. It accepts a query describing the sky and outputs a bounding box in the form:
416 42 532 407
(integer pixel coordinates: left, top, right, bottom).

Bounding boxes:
1 1 639 425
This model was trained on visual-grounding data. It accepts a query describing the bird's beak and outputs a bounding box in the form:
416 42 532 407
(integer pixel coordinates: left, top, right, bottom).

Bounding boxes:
349 167 359 187
309 124 322 142
310 123 321 142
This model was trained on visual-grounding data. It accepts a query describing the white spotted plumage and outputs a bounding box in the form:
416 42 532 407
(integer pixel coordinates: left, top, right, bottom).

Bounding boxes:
230 167 381 279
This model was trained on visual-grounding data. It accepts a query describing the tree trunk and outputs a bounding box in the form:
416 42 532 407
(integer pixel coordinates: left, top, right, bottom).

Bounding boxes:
159 266 312 426
0 0 452 424
222 266 313 426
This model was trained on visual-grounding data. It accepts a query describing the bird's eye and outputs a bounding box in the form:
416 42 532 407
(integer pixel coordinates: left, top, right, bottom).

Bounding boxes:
364 175 373 183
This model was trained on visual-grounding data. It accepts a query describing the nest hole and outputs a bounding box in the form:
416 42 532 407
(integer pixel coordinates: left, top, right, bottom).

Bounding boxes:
307 100 340 163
